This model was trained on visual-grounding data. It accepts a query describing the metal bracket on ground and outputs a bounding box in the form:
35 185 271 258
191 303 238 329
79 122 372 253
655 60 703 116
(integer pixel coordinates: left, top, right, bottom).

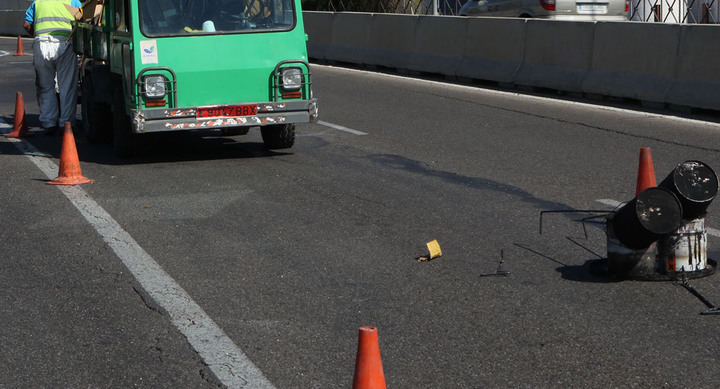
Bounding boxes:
480 250 510 277
678 273 720 316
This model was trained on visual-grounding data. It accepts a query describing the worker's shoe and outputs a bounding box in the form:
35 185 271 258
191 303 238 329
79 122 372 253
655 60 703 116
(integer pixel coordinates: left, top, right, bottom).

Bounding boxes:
41 126 60 136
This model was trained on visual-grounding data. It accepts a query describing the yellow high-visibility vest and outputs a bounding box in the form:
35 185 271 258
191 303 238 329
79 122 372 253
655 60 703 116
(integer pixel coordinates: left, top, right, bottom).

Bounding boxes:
34 0 73 37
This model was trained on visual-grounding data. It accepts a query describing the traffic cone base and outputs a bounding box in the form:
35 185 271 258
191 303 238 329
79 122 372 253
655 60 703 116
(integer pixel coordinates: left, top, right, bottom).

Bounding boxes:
636 147 657 195
352 326 387 389
6 92 28 138
13 36 27 56
47 176 93 185
47 123 94 186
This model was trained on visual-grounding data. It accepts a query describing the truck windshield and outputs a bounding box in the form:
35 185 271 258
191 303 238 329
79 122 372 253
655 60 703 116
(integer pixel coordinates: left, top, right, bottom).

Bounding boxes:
139 0 296 36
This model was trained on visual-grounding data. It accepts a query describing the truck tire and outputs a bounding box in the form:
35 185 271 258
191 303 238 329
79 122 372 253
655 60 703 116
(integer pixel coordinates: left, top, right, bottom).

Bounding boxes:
260 124 295 149
112 84 137 158
81 67 113 143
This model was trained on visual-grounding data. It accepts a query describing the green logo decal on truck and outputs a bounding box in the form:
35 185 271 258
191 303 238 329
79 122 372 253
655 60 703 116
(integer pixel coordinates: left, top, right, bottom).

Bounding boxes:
139 40 157 64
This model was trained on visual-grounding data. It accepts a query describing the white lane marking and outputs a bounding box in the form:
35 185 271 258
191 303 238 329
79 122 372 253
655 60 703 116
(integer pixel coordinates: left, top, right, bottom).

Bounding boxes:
0 50 9 57
595 198 720 238
315 64 720 129
596 199 623 208
0 121 275 389
317 120 368 135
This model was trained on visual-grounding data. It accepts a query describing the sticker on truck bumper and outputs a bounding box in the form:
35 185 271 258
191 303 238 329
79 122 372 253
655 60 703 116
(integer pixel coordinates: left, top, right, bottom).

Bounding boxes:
131 100 317 133
163 115 287 130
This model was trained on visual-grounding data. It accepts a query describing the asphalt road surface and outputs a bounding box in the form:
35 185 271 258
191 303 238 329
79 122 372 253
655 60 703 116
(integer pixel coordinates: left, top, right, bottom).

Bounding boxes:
2 36 720 388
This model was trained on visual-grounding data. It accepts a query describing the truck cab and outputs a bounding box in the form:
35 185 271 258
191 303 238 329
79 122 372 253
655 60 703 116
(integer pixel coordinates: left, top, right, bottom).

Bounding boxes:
74 0 318 156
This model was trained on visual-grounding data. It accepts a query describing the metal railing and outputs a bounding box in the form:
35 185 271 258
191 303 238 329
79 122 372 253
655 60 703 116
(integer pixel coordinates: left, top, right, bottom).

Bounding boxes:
629 0 719 23
301 0 466 15
304 0 720 22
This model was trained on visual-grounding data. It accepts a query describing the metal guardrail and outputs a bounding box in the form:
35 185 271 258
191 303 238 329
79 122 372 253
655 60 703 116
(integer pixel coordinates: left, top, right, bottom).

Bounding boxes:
304 0 719 22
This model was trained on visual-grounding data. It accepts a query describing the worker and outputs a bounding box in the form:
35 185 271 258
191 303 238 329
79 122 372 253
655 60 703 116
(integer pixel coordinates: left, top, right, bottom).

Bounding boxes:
23 0 83 135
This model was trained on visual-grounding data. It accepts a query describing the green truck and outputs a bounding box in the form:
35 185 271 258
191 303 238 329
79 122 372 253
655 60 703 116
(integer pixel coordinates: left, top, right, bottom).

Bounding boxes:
74 0 317 156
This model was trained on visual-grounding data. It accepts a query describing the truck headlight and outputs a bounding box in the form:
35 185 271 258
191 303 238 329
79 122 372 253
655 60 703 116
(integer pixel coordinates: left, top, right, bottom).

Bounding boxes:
144 75 167 98
280 68 303 91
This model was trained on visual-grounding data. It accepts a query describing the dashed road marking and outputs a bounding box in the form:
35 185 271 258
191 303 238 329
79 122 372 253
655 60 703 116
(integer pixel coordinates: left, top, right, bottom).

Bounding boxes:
0 120 276 389
317 120 368 135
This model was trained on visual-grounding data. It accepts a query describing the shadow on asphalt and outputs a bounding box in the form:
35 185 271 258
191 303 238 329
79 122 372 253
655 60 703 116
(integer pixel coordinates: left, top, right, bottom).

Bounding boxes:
74 132 291 166
514 242 621 283
1 113 291 165
0 136 25 156
367 153 575 213
556 260 622 283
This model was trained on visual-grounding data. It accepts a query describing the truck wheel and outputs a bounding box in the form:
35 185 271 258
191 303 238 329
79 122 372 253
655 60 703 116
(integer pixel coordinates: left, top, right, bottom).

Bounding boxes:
112 85 136 157
261 124 295 149
81 68 112 143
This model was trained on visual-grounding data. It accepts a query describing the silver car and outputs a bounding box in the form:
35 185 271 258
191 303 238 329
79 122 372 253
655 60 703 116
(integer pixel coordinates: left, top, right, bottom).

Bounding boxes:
459 0 628 20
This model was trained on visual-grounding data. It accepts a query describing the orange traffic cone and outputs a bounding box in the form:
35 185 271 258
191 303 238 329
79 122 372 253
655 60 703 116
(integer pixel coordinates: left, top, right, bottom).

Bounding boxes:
6 92 28 138
47 123 94 186
352 327 387 389
13 36 27 56
636 147 657 195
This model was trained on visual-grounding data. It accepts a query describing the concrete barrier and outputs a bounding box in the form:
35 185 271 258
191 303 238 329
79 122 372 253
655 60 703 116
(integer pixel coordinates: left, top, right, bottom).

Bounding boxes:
666 25 720 111
326 12 372 64
456 17 526 84
365 13 418 70
0 11 28 37
4 0 30 7
299 12 719 112
583 21 681 104
408 16 467 75
515 19 595 93
304 11 334 61
1 1 33 36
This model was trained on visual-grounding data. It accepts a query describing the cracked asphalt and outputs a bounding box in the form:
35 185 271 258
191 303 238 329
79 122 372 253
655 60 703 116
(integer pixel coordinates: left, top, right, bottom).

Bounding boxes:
3 35 720 388
0 139 220 387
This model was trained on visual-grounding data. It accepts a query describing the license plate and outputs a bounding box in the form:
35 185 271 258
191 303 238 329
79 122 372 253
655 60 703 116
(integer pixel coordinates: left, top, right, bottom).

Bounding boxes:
577 4 608 13
197 104 258 119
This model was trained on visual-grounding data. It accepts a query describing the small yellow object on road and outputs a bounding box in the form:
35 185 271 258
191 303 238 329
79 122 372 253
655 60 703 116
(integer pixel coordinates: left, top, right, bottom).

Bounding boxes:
417 240 442 261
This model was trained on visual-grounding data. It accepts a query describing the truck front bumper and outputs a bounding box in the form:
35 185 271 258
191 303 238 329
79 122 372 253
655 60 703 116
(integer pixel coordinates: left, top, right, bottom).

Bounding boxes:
131 99 318 134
